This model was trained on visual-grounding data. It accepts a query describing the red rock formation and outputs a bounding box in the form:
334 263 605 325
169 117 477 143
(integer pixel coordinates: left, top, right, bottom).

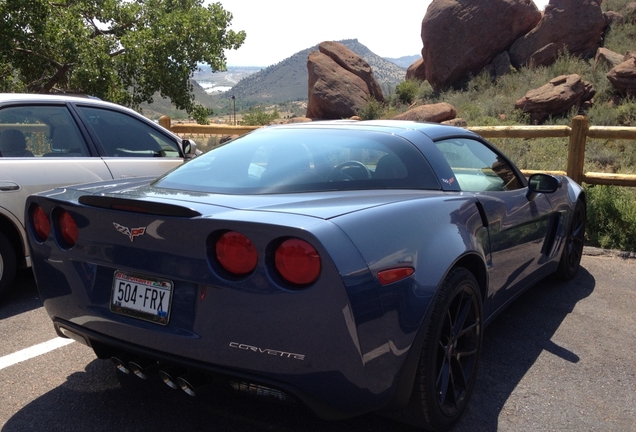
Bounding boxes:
392 103 457 123
595 48 625 70
607 57 636 96
514 74 596 123
317 41 384 102
421 0 541 91
306 41 384 120
509 0 607 68
406 58 426 81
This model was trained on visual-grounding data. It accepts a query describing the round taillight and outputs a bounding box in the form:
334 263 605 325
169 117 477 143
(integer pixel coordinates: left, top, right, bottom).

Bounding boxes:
31 205 50 241
216 231 258 275
275 238 321 286
58 210 78 248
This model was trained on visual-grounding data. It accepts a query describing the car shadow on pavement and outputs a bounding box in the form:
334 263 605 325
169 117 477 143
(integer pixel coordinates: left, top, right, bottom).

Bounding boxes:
451 266 596 431
0 270 42 320
2 267 595 432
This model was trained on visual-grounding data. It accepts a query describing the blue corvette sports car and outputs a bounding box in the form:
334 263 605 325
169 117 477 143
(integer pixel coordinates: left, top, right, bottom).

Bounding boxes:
26 120 585 431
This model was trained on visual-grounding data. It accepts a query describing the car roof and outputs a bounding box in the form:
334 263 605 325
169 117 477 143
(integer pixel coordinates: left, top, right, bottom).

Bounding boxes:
263 119 481 142
0 92 132 111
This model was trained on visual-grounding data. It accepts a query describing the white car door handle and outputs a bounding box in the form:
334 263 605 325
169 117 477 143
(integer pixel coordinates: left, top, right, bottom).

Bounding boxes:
0 181 20 191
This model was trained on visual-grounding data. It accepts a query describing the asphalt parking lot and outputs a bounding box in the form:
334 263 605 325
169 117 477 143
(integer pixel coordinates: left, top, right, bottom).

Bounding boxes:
1 252 635 432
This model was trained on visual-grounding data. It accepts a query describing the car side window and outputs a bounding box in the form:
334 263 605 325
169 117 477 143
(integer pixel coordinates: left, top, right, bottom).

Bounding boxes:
0 105 89 157
435 138 522 192
76 106 180 157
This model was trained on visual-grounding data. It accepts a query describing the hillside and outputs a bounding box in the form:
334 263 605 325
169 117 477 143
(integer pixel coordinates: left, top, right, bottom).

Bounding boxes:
142 39 412 118
384 54 421 69
140 80 220 119
210 39 409 107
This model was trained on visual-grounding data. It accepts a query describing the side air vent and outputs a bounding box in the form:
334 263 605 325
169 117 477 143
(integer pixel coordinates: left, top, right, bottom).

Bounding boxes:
78 196 201 217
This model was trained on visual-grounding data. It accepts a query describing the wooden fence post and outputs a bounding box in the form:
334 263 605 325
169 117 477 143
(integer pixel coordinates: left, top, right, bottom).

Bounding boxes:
158 115 171 131
567 115 588 183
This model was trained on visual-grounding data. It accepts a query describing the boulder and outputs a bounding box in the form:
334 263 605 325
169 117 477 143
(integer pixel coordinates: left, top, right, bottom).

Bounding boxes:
442 118 468 127
622 2 636 23
509 0 607 68
605 10 625 26
406 58 426 81
595 47 625 70
306 41 384 120
514 74 596 123
607 57 636 96
421 0 541 91
392 103 457 123
317 41 384 102
528 42 566 68
489 52 513 81
624 51 636 61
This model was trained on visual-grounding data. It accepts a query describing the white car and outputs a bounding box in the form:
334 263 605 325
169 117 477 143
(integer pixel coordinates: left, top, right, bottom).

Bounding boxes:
0 93 198 298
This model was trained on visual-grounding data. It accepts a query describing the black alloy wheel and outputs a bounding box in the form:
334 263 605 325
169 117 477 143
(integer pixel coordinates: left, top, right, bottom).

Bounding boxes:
402 267 483 431
556 199 586 280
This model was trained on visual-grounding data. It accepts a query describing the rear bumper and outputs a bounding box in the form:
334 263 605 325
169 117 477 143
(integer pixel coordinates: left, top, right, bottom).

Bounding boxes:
52 317 388 420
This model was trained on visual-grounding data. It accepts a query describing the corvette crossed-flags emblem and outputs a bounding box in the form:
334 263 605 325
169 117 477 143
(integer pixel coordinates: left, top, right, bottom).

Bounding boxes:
113 222 146 242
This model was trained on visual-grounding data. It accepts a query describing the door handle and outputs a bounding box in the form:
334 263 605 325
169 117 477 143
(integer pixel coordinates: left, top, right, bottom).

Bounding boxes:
0 181 20 191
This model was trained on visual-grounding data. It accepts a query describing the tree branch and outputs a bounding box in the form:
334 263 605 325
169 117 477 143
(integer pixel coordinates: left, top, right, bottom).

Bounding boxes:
110 48 126 57
14 47 63 68
39 63 73 93
48 1 70 8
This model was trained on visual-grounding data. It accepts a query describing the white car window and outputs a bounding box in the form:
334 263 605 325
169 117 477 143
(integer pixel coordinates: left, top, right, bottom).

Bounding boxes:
0 105 89 157
77 106 180 157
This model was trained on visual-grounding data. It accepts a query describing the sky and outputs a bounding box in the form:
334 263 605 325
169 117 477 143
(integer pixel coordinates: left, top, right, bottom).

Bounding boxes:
216 0 551 68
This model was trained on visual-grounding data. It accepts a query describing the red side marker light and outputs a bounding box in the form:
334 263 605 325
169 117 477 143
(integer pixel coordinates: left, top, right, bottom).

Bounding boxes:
377 267 414 286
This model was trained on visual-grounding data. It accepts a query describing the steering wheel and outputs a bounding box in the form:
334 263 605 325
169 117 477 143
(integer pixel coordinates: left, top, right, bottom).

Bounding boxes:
327 161 371 181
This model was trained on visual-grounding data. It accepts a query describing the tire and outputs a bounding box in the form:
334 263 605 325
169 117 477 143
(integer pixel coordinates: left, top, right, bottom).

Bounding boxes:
556 199 586 280
401 267 483 431
0 232 17 299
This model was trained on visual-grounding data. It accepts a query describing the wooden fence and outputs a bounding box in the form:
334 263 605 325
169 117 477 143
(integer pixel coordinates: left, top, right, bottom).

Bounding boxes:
158 116 259 138
158 115 636 188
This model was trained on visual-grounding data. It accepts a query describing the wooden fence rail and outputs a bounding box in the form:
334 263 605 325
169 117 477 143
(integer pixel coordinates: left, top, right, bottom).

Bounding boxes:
159 115 636 188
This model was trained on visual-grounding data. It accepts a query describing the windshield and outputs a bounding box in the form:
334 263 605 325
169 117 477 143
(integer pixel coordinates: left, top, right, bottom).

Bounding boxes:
155 127 440 194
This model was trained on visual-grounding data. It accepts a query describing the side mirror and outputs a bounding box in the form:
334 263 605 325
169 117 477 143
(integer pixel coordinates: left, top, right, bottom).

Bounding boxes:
527 173 561 200
182 139 198 159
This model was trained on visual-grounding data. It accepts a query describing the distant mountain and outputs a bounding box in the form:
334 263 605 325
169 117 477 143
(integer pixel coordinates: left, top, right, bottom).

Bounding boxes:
384 55 421 69
208 39 410 105
192 66 262 92
143 40 416 117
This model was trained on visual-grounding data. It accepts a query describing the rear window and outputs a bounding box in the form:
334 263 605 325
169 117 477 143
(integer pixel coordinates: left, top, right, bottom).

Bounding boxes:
155 127 440 194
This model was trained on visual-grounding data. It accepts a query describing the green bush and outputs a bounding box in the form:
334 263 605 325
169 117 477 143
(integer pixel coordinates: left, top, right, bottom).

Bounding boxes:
240 108 280 126
395 80 420 105
585 185 636 250
358 98 385 120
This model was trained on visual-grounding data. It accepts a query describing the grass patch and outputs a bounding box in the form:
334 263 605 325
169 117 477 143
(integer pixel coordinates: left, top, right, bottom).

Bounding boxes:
586 185 636 250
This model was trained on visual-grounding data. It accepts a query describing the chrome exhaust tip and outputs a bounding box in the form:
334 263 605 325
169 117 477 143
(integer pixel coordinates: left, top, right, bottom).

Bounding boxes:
128 358 158 380
158 367 188 390
177 372 208 397
111 354 132 374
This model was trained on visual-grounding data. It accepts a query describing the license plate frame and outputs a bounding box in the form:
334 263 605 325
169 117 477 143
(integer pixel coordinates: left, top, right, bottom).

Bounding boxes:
110 271 173 325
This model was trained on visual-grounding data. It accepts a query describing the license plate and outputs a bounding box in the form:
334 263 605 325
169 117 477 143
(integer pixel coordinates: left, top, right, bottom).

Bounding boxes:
110 271 173 325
